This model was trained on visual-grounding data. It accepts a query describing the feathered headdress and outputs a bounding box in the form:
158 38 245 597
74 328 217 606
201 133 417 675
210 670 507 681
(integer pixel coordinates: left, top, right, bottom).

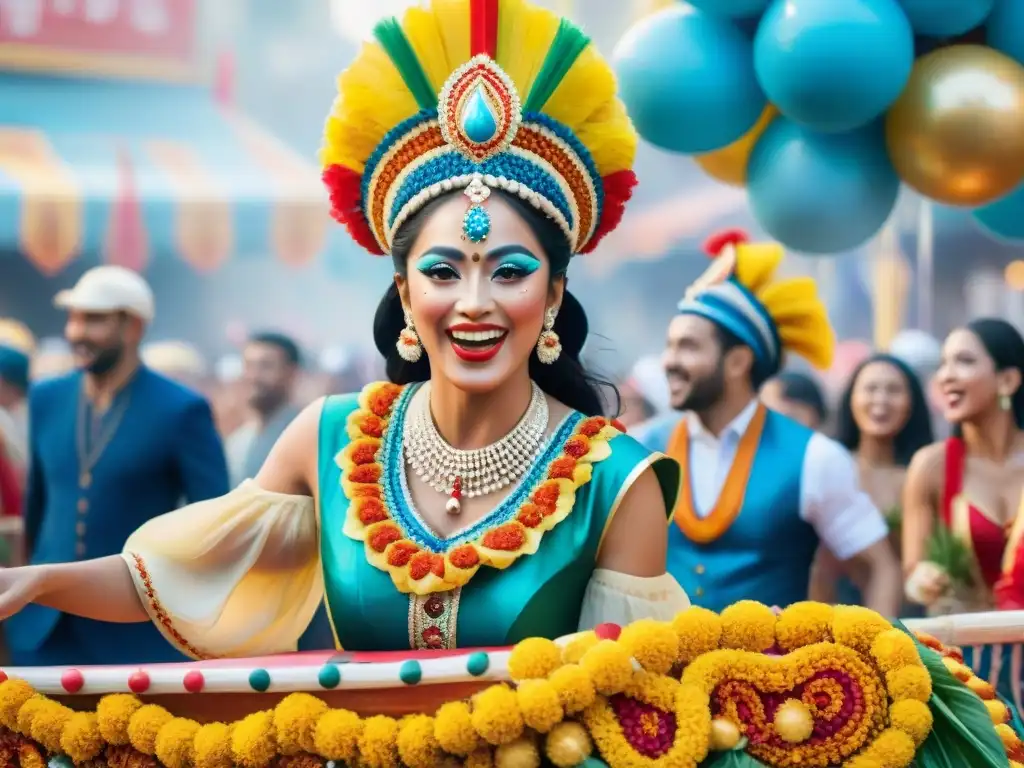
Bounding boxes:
320 0 638 256
678 229 835 377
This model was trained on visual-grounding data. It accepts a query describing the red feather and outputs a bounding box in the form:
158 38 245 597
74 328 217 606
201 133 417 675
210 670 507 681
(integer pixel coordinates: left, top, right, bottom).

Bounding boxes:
470 0 499 57
580 170 638 254
703 228 748 258
322 164 385 256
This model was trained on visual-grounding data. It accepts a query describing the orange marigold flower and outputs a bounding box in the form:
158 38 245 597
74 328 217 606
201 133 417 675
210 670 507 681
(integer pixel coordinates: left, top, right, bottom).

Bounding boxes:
532 482 561 513
350 485 383 500
349 464 382 484
610 418 627 432
577 417 607 437
548 457 577 481
367 384 402 417
517 505 543 529
356 498 389 525
349 441 379 465
409 552 446 581
386 540 420 568
563 436 591 459
356 413 385 438
481 523 527 552
967 677 997 699
449 545 481 570
368 524 401 553
914 632 942 651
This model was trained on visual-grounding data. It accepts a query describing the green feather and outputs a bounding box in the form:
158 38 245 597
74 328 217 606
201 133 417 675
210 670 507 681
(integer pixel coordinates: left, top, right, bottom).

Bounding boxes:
523 19 590 114
373 17 437 110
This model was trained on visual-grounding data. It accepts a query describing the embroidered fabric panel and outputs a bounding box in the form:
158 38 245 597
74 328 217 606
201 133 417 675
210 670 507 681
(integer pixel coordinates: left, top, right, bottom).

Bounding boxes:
408 589 462 650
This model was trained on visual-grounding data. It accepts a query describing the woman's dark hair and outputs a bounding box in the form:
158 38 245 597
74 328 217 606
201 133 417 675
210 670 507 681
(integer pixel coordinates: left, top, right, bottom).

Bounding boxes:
835 353 933 466
956 317 1024 430
771 370 829 425
372 190 617 417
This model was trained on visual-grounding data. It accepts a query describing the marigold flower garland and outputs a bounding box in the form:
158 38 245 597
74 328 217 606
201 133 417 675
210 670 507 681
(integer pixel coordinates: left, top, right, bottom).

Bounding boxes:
0 602 1018 768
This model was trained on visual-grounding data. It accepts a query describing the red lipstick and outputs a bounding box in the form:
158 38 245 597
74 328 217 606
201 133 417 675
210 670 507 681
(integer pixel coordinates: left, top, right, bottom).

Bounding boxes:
447 323 508 363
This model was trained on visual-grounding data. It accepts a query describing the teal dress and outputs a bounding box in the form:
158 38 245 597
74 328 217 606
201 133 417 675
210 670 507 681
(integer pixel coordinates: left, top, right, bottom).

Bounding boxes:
316 383 679 651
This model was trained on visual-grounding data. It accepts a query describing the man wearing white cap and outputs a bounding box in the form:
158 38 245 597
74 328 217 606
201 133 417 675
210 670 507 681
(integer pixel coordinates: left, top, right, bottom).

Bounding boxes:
5 266 230 667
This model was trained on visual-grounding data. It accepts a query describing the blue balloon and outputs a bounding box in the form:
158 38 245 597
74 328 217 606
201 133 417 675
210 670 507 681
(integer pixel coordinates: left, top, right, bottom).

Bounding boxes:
754 0 914 133
614 4 766 154
747 118 900 254
973 184 1024 242
685 0 771 20
988 0 1024 65
898 0 994 37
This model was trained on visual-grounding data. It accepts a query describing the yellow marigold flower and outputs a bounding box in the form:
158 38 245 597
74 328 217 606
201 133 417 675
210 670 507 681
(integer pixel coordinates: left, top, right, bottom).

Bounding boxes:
871 629 922 673
465 747 495 768
672 606 723 663
888 699 933 746
127 703 174 756
618 619 680 675
471 685 525 746
544 721 592 767
16 696 48 738
508 637 563 681
775 601 833 650
832 606 892 653
231 711 278 768
273 692 328 755
579 640 633 696
942 656 971 682
0 679 35 730
861 727 917 767
886 666 933 703
984 699 1010 724
968 676 997 699
313 708 362 762
96 693 143 745
434 700 482 756
61 711 104 763
516 679 564 733
358 715 400 768
561 632 598 665
996 723 1020 748
547 665 596 715
155 717 200 768
494 736 540 768
18 744 45 768
194 722 233 768
720 601 776 652
396 714 442 768
30 699 73 754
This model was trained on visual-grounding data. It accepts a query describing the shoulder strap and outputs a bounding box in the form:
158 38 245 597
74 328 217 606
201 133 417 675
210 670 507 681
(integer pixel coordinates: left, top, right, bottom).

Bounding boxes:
941 437 966 526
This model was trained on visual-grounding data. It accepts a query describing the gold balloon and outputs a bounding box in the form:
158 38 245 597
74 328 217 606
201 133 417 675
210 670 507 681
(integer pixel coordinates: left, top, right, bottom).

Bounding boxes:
886 45 1024 207
695 106 778 187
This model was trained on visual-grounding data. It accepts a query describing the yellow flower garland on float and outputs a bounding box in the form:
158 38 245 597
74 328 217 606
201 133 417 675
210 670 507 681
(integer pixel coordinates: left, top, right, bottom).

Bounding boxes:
0 602 1018 768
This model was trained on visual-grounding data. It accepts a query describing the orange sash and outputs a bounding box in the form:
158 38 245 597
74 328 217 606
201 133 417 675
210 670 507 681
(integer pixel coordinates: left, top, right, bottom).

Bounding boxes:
666 404 767 544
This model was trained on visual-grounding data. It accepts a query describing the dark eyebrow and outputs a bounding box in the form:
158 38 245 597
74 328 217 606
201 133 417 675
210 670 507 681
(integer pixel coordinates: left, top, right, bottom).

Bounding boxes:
486 244 540 261
417 246 466 261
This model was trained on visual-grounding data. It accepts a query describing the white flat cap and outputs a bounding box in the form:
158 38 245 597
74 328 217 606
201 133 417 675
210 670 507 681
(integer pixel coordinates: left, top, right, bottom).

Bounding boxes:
54 266 155 323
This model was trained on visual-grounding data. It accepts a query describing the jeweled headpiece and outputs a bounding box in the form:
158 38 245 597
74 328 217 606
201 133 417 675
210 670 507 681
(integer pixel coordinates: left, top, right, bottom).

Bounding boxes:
678 229 836 378
320 0 638 256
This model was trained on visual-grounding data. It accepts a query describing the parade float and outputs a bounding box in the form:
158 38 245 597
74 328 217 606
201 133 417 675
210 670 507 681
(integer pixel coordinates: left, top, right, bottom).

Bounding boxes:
0 603 1022 768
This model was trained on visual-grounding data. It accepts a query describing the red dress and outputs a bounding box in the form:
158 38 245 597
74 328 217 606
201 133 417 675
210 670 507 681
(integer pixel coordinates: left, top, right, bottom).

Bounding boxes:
942 437 1009 606
0 436 21 519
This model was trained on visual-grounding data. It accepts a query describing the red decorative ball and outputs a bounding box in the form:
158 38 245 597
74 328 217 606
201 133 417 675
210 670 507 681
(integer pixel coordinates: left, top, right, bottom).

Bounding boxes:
61 669 84 694
183 670 204 694
594 623 622 641
0 671 7 683
128 670 151 694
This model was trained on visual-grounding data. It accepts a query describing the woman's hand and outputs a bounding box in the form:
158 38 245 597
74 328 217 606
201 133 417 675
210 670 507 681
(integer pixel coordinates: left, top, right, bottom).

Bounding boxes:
905 560 950 606
0 565 48 620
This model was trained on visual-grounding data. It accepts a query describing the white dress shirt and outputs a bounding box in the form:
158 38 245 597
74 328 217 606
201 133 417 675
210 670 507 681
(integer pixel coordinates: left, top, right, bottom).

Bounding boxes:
684 400 888 561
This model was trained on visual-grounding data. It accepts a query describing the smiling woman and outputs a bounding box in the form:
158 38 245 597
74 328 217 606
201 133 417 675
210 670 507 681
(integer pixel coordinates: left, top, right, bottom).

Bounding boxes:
0 0 689 656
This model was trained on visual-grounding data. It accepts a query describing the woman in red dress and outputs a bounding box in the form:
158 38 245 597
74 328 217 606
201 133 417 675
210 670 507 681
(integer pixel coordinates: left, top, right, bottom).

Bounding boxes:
903 318 1024 615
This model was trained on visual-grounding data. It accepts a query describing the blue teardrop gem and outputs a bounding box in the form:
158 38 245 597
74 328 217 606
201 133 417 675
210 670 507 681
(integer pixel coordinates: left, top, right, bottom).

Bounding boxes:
460 86 499 144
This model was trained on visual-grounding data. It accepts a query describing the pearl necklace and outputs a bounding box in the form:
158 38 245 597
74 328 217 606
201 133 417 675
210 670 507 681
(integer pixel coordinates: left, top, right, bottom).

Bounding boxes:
403 383 549 514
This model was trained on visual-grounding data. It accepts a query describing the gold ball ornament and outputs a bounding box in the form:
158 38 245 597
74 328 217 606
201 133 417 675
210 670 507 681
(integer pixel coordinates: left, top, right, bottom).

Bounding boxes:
773 699 815 744
695 105 777 186
709 718 742 751
544 722 593 768
495 736 540 768
886 45 1024 206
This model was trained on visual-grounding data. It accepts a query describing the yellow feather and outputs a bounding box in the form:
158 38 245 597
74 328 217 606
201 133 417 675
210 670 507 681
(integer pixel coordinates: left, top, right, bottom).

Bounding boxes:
734 242 783 294
544 44 615 129
496 0 560 98
403 3 465 93
576 99 637 176
428 0 471 79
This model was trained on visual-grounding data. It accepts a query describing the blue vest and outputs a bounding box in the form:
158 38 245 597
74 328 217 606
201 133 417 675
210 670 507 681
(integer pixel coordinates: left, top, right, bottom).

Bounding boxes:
667 409 818 612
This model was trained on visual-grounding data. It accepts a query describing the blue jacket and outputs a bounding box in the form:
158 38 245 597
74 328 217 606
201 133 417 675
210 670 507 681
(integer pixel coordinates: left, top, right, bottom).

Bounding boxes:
7 366 229 664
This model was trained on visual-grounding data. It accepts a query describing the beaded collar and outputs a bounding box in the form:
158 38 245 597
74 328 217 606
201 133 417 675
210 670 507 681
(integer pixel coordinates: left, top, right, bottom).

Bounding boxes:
337 382 623 596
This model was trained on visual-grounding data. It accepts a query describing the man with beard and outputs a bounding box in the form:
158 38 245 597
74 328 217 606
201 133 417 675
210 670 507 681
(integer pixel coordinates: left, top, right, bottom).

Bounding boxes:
5 266 229 666
656 231 901 616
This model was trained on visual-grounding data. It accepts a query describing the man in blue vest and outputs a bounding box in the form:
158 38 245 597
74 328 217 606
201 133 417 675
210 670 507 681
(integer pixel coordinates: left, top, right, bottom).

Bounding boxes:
652 230 901 616
6 266 230 666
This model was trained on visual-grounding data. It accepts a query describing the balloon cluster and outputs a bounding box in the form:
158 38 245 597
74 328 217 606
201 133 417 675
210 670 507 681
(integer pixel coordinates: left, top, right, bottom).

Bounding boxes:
613 0 1024 253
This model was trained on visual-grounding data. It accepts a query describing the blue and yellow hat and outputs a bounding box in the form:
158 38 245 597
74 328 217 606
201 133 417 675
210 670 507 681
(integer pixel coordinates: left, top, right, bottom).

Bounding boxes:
0 319 33 391
678 229 835 378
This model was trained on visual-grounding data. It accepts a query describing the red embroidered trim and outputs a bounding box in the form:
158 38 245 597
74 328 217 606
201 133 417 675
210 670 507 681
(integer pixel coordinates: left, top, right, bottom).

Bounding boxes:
129 552 213 660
